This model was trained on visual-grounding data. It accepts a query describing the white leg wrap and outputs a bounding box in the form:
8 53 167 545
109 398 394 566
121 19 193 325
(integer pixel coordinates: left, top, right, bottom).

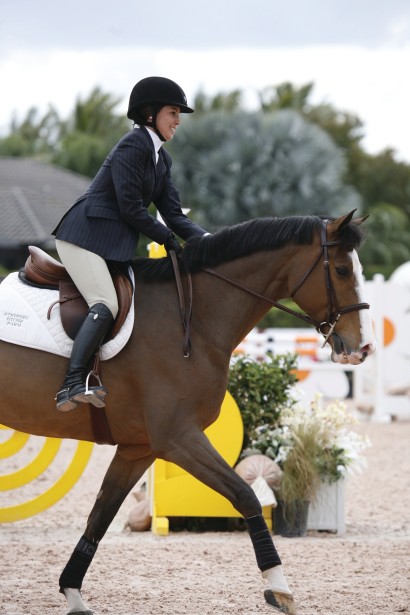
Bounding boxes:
64 587 89 613
262 565 292 595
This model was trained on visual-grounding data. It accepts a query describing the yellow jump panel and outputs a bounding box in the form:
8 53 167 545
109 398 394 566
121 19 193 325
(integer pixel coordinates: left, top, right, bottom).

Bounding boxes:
149 391 271 534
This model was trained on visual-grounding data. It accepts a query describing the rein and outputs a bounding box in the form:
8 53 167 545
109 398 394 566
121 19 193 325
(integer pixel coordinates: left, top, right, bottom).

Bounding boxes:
169 220 369 355
169 250 193 357
202 220 370 348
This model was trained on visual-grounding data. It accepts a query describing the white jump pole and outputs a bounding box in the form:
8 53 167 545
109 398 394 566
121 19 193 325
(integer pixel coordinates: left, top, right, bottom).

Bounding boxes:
372 274 390 422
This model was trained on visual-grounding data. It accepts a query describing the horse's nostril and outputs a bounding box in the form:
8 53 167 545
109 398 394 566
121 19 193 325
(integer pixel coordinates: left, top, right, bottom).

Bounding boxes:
361 343 373 355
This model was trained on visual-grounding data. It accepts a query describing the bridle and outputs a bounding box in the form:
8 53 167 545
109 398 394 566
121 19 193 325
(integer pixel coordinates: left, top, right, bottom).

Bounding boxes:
170 219 369 356
201 220 370 349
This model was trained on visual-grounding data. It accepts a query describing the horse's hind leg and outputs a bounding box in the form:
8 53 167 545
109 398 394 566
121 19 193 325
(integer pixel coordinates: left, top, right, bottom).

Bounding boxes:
159 430 297 614
59 448 154 615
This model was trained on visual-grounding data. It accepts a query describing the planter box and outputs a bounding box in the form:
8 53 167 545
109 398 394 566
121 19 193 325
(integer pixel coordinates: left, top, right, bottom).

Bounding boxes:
307 479 345 535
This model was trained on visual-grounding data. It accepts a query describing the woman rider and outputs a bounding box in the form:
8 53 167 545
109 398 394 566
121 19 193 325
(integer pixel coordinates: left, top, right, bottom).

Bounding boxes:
52 76 208 412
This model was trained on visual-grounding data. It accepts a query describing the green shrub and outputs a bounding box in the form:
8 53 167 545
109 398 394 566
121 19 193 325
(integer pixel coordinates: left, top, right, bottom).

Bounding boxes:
228 353 298 452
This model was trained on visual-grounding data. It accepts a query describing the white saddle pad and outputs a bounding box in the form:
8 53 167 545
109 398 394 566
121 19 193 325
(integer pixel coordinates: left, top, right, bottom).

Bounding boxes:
0 270 135 360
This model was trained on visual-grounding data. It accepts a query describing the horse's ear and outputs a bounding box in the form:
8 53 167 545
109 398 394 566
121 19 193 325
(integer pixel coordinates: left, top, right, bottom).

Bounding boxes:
351 214 369 226
329 209 370 233
329 210 356 233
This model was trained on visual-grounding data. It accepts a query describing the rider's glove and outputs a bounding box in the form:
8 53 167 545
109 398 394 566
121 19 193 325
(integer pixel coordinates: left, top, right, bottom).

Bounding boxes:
164 233 182 256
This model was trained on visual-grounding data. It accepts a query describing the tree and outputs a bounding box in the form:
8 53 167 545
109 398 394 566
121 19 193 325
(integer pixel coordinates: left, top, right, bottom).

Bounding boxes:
259 81 314 112
0 87 129 177
353 148 410 212
306 104 364 152
0 106 60 158
63 87 128 138
168 109 361 230
53 87 129 176
193 89 243 116
359 203 410 278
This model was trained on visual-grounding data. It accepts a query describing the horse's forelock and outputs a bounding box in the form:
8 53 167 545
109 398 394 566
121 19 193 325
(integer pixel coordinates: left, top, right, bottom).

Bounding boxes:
132 215 365 282
336 221 367 250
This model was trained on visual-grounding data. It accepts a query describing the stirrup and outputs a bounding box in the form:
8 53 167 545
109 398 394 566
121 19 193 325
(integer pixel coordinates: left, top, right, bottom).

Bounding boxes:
71 371 107 408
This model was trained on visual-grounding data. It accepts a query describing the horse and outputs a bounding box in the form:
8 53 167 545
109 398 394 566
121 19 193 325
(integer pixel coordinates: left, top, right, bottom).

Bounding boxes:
0 211 375 615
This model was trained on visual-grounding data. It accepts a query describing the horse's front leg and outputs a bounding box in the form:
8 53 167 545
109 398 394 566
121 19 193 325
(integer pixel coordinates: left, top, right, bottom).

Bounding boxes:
60 447 154 615
157 429 297 615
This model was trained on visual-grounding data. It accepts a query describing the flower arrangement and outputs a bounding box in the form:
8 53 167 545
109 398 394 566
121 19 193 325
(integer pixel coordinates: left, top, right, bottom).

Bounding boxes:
244 393 371 494
228 354 371 524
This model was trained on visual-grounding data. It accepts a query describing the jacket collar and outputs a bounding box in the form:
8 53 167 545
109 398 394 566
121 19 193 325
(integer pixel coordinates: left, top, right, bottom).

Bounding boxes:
145 127 163 161
137 125 158 166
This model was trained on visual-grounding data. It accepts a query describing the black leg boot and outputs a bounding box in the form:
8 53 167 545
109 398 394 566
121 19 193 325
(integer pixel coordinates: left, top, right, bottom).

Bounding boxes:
55 303 114 412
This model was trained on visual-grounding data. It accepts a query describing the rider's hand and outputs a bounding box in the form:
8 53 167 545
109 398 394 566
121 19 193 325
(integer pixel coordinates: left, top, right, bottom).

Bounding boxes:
164 233 182 256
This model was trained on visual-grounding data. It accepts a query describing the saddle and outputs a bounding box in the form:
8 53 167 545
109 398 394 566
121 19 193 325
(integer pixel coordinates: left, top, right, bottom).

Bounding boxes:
19 246 133 342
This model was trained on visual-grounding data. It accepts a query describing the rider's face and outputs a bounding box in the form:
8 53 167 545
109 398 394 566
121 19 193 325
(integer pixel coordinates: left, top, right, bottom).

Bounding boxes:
155 105 181 141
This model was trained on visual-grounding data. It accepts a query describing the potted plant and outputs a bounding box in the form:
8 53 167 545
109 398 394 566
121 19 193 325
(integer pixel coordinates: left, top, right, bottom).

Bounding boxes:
228 355 371 537
245 394 370 536
228 352 310 535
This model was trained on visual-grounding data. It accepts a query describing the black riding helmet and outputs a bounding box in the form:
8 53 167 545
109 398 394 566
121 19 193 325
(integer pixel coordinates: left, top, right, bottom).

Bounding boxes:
127 76 194 140
127 76 194 117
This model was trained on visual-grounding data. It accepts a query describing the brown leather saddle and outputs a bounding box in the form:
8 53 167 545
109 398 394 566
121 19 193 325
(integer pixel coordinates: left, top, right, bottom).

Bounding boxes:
19 245 133 342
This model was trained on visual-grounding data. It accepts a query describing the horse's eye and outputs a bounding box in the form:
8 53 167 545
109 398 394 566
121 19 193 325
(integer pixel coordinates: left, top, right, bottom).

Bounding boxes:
335 266 349 278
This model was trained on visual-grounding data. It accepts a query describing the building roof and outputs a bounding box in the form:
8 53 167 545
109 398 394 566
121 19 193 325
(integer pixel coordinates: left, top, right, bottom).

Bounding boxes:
0 157 91 248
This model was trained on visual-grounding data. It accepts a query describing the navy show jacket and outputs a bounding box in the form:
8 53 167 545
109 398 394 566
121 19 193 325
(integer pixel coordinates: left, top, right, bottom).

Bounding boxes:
53 125 206 261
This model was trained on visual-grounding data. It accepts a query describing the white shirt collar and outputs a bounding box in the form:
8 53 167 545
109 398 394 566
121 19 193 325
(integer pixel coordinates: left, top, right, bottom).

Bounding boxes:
145 127 163 162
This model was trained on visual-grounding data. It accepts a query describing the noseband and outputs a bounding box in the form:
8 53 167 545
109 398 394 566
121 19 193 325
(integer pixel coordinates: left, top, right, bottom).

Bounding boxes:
202 219 370 348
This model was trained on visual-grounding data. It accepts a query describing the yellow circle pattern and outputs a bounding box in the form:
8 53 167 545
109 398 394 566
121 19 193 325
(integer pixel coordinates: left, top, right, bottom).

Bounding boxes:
0 426 30 457
0 424 93 523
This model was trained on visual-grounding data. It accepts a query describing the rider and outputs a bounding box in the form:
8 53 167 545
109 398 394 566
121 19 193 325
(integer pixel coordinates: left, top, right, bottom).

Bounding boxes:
52 76 208 413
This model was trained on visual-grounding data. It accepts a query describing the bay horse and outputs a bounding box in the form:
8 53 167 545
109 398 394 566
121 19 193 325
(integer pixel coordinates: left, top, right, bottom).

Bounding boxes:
0 211 375 615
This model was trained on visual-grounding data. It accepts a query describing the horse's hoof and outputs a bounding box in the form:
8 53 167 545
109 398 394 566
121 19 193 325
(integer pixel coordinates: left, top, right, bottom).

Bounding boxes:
65 610 93 615
264 589 297 614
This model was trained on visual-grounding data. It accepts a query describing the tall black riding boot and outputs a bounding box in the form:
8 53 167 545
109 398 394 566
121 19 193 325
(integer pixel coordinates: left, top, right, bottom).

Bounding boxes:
55 303 114 413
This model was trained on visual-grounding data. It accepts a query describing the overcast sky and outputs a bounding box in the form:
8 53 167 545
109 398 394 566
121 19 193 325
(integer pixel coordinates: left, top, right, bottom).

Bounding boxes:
1 0 410 161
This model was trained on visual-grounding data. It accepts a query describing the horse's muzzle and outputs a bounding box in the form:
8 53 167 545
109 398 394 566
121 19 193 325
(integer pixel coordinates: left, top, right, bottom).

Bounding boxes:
330 333 376 365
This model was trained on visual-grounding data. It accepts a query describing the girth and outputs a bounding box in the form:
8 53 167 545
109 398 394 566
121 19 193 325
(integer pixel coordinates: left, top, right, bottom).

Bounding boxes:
19 245 133 342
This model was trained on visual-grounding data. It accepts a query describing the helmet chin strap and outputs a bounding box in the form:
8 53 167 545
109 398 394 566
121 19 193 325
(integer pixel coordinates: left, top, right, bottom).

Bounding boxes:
154 127 166 142
147 106 166 142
